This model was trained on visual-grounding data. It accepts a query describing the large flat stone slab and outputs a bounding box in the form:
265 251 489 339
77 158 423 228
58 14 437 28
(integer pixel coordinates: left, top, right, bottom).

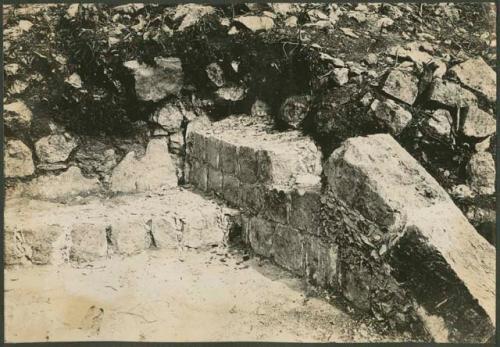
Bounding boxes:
325 133 495 342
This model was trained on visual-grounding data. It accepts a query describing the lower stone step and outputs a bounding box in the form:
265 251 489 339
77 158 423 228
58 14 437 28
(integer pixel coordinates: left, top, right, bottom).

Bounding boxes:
5 188 239 265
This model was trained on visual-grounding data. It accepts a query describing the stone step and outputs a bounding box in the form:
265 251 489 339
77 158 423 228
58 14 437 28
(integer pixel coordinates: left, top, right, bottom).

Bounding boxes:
185 115 334 287
5 188 239 265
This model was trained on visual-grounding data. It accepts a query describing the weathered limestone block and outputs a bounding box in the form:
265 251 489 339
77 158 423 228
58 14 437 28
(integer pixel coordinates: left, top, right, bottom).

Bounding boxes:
273 224 304 275
239 183 266 213
9 166 101 201
450 57 496 103
74 139 118 176
304 236 338 288
109 216 151 255
289 185 322 234
124 57 183 102
5 224 68 265
237 146 258 184
262 188 290 225
70 222 108 263
247 216 275 257
222 174 240 206
206 136 221 169
326 133 495 342
150 214 182 248
278 95 311 129
188 160 208 191
207 167 223 193
110 138 178 193
186 116 322 187
219 140 237 174
5 139 35 178
35 134 78 163
178 207 225 248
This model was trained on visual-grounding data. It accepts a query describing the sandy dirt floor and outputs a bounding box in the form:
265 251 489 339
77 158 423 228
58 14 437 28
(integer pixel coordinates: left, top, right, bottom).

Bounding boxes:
4 246 411 343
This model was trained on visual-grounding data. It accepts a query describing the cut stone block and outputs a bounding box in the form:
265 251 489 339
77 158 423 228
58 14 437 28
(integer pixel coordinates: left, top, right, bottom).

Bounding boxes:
273 224 304 275
206 136 221 169
247 216 275 258
304 236 338 288
237 146 258 184
186 115 322 187
150 214 182 248
289 186 322 234
207 167 223 193
189 160 208 191
70 222 108 263
109 216 152 255
325 133 495 342
262 188 290 225
222 174 240 206
219 140 237 174
5 223 68 265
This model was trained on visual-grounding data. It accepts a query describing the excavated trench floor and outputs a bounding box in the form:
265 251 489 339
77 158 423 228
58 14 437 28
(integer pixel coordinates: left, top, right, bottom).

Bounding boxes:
4 189 411 343
5 247 410 343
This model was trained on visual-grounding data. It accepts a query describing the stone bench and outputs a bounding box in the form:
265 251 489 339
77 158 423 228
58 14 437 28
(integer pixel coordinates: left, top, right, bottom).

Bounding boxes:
5 188 238 265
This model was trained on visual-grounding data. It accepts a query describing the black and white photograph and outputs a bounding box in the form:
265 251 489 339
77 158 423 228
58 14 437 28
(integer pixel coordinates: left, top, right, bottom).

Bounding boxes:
2 1 497 344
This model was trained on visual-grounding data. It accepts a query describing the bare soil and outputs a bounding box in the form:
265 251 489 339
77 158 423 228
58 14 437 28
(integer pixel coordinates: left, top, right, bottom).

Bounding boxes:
5 247 411 343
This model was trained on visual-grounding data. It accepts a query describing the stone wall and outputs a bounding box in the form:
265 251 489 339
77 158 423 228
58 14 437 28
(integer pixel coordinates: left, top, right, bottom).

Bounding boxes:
185 115 340 287
186 117 495 343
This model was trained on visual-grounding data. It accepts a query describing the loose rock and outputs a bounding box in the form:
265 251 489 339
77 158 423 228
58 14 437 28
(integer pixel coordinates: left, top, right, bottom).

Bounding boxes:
4 101 33 131
279 95 311 129
235 16 274 32
216 86 246 101
428 79 477 108
332 68 349 86
151 104 185 133
382 69 419 105
206 63 225 87
110 138 178 193
467 152 495 195
450 57 496 103
422 109 452 140
371 99 412 135
462 106 496 139
5 139 35 178
124 57 183 102
35 134 78 164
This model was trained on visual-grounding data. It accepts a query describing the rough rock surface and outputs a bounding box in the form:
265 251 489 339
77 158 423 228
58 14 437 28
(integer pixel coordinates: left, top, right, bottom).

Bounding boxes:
325 134 495 343
428 79 477 108
73 140 118 177
7 166 101 201
371 99 412 135
466 152 495 195
278 95 310 129
35 134 78 164
423 109 452 139
123 57 183 102
4 101 33 131
462 106 496 139
235 15 275 32
151 104 184 133
5 139 35 178
110 138 177 193
382 69 419 105
450 57 496 102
